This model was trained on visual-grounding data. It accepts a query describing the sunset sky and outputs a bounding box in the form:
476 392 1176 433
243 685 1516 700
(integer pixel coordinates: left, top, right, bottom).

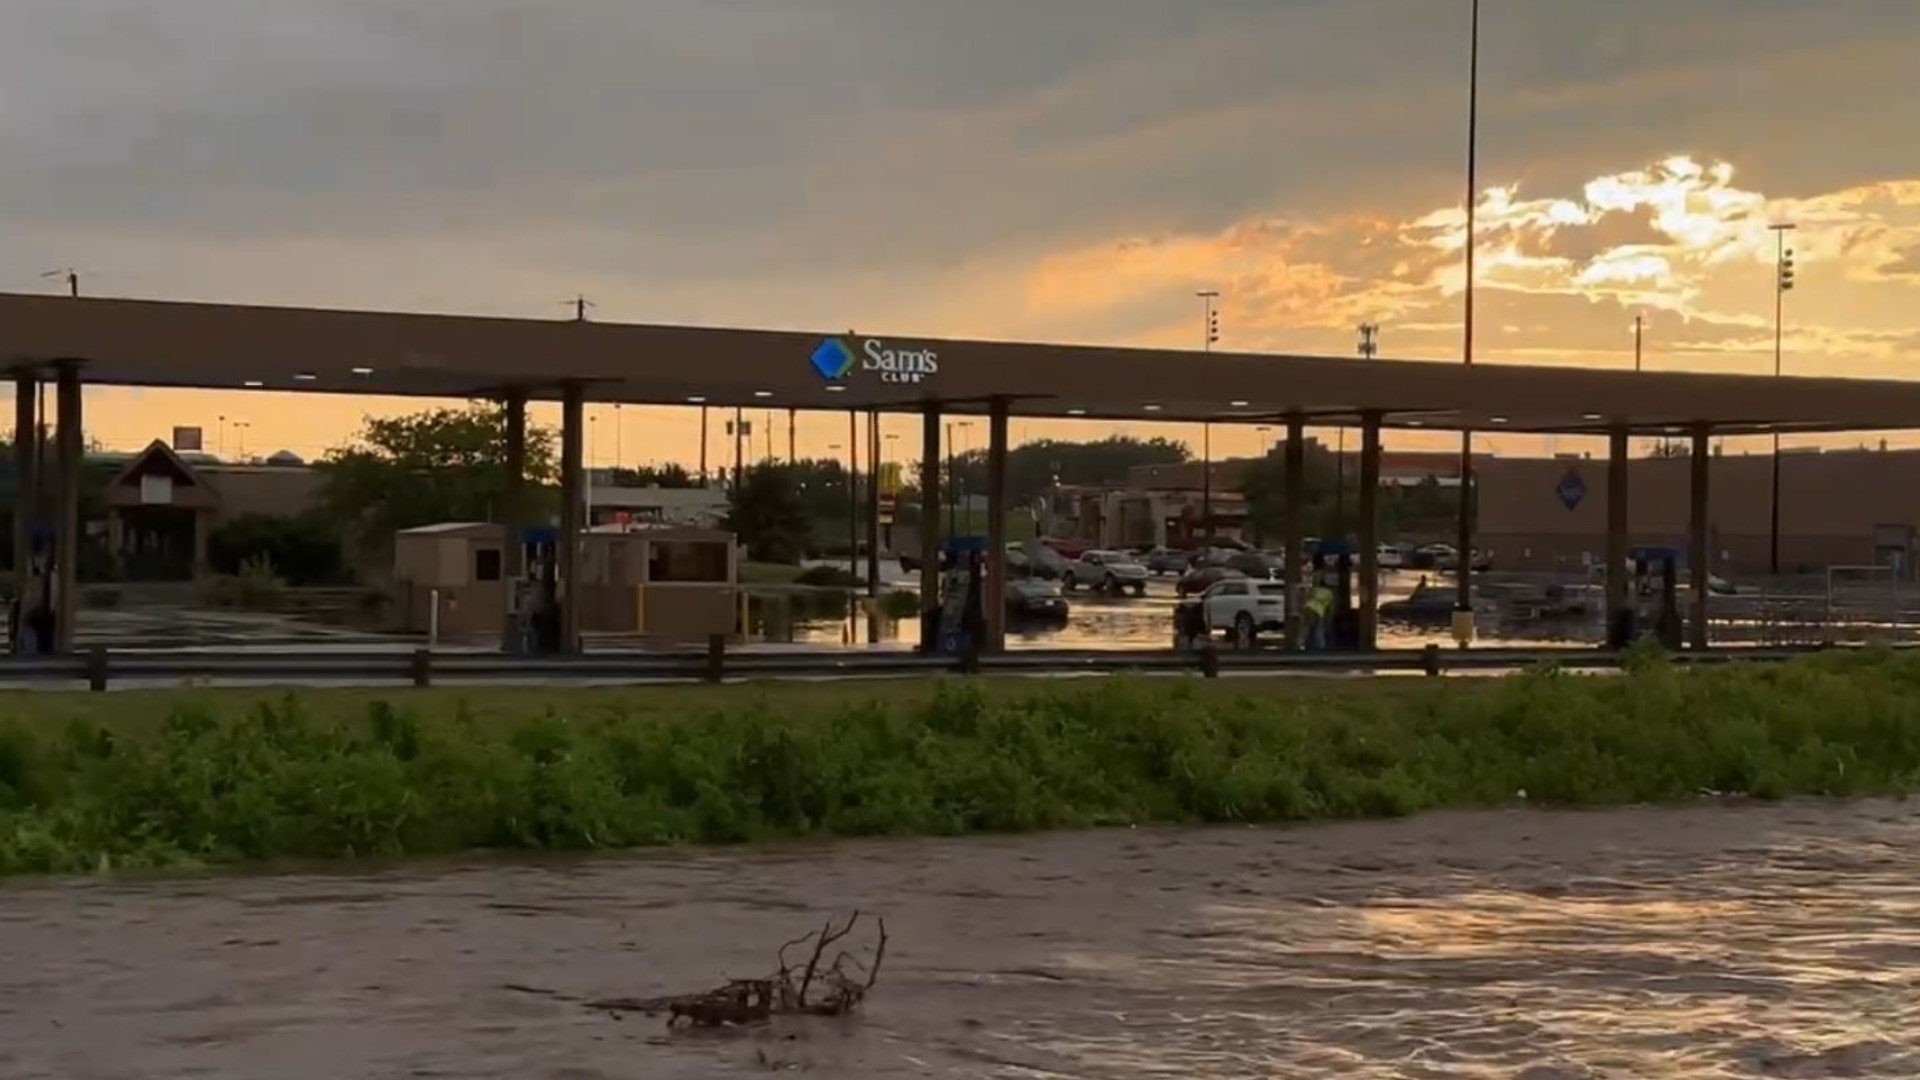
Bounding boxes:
4 0 1918 468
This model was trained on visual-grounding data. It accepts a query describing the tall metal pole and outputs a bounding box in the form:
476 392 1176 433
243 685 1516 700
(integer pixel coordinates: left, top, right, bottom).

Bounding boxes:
788 407 797 466
1633 314 1644 372
1768 222 1796 576
698 406 709 483
732 406 744 491
1454 0 1481 633
1197 289 1219 544
1201 422 1212 543
1349 323 1378 547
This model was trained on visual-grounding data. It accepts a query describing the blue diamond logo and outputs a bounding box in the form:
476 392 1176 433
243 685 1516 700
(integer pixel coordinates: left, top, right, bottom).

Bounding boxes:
810 338 854 381
1556 468 1587 511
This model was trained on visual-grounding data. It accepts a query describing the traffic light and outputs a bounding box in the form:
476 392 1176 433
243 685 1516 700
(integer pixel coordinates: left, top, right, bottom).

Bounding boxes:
1779 248 1796 293
1207 308 1221 345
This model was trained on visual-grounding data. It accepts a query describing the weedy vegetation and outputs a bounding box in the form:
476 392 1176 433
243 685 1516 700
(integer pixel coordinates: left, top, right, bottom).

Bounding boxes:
5 646 1920 877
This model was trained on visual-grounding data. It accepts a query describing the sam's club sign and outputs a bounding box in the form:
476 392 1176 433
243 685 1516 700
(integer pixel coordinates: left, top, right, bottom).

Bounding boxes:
810 337 939 386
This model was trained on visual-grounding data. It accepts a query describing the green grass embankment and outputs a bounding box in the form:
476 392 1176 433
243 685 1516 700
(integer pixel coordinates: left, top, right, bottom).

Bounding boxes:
5 650 1920 877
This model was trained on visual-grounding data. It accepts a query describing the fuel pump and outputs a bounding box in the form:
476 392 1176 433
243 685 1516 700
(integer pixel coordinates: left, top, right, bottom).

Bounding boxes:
10 527 55 655
511 526 562 655
926 537 985 656
1629 546 1683 650
1309 539 1359 651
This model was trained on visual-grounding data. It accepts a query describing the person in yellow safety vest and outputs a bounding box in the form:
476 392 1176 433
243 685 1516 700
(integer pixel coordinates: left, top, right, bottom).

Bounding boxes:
1303 581 1334 651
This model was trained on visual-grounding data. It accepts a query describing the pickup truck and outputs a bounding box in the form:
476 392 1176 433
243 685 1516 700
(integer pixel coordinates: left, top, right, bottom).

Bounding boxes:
1061 550 1150 595
1177 577 1288 647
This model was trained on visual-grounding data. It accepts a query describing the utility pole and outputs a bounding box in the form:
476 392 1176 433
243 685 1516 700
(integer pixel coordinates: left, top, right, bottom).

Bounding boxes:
732 408 745 492
1633 313 1645 372
1344 324 1380 541
1454 0 1481 640
698 405 709 483
1197 290 1220 543
787 407 797 465
40 269 80 298
567 295 594 321
1768 222 1797 576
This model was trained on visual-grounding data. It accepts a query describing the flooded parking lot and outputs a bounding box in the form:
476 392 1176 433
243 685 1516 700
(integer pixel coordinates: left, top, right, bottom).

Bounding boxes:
6 799 1919 1078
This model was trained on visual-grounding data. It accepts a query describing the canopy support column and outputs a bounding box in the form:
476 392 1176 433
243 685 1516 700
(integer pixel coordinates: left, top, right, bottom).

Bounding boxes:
1690 423 1712 651
54 362 82 653
985 397 1010 652
500 389 527 653
559 381 585 654
918 402 942 651
1606 425 1630 647
1282 412 1305 650
1357 412 1382 651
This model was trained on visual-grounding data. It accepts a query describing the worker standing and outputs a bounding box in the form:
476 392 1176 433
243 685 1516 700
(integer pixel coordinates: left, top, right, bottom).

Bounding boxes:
1303 577 1334 651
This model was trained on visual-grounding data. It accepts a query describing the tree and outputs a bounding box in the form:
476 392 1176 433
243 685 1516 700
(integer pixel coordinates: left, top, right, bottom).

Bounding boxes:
932 436 1189 514
319 404 558 554
608 463 700 488
726 464 814 564
1239 443 1345 544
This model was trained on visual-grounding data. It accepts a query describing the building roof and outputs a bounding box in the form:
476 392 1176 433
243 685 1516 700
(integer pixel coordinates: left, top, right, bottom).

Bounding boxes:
5 291 1919 435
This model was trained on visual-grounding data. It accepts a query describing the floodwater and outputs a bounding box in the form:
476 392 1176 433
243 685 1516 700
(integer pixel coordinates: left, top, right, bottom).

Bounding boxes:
7 800 1920 1078
782 571 1591 653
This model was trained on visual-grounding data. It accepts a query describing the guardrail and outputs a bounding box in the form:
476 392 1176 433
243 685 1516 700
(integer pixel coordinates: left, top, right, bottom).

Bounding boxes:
0 639 1846 691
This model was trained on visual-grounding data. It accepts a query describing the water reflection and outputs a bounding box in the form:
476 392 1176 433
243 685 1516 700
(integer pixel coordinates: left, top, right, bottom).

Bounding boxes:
758 572 1599 652
6 801 1920 1078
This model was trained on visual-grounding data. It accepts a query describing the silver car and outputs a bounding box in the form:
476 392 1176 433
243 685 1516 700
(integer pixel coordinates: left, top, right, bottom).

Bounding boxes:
1062 550 1151 595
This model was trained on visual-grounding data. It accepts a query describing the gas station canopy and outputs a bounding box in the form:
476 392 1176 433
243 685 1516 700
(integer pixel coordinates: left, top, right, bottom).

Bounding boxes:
5 291 1920 435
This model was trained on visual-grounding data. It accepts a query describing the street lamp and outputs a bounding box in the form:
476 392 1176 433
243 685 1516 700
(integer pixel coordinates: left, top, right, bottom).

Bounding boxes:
1453 0 1481 637
1768 222 1797 576
1197 290 1220 542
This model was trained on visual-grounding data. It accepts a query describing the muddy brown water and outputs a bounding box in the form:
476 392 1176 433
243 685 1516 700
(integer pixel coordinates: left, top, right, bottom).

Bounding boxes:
6 801 1920 1079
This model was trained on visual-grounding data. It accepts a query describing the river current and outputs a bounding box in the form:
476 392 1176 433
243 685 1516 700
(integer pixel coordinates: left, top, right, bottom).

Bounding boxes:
5 800 1918 1078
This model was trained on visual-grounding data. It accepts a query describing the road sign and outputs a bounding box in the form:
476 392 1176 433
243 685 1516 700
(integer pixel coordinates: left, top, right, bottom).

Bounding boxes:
1556 468 1587 511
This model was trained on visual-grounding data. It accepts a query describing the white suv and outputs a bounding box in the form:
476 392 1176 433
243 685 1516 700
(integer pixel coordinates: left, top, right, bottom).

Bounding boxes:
1062 550 1150 595
1186 578 1287 647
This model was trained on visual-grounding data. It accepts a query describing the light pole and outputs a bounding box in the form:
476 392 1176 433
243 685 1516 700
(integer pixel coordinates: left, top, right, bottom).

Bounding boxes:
1344 324 1380 543
1197 290 1220 543
1768 222 1797 576
1453 0 1481 637
1632 314 1645 372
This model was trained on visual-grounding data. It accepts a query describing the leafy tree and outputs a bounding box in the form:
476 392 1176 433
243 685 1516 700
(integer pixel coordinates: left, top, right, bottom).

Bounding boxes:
726 464 814 564
319 404 558 554
607 463 700 488
944 436 1190 509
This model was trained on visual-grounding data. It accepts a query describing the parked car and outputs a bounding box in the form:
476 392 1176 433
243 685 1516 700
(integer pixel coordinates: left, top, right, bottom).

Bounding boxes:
1143 546 1190 575
1377 543 1408 570
1006 575 1070 622
1005 542 1068 580
1062 550 1150 595
1177 564 1246 597
1225 550 1286 580
1176 577 1288 648
1043 537 1093 561
1411 543 1489 572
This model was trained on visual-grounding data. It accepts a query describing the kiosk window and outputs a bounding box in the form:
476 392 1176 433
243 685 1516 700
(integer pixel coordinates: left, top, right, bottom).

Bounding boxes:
474 547 503 582
648 541 728 583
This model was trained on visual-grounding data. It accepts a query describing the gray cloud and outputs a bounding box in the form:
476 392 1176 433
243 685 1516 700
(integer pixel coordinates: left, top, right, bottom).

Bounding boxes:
3 0 1918 323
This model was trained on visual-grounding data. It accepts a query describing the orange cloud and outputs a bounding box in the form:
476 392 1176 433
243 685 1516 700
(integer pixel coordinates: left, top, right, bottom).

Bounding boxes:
1022 154 1920 373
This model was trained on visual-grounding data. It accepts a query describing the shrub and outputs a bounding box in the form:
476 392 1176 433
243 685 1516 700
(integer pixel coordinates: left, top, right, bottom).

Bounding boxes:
207 513 346 586
7 653 1920 877
795 564 859 588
